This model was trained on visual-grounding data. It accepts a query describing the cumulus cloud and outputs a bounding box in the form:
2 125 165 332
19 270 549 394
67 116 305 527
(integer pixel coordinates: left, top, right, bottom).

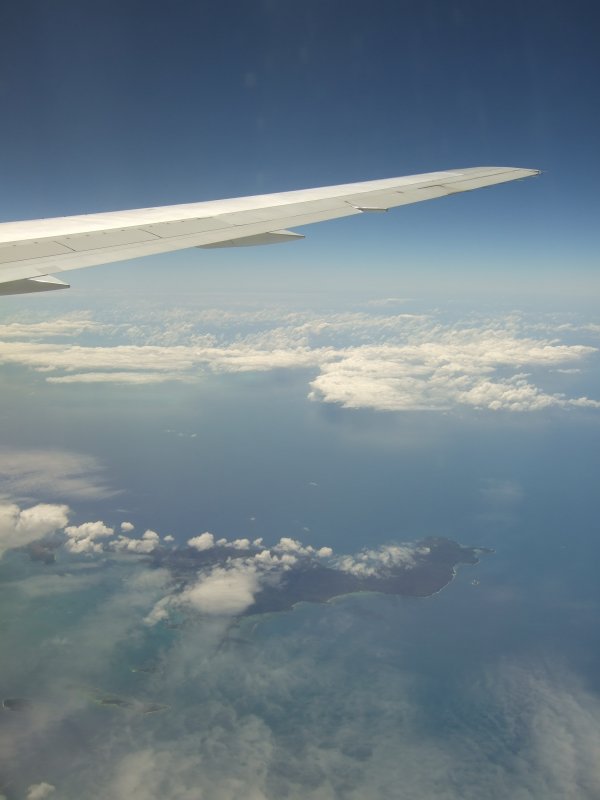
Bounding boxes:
187 532 215 551
334 543 428 578
178 562 260 616
228 538 251 550
120 521 135 533
273 537 314 556
144 559 260 626
0 501 70 558
26 784 55 800
316 546 333 558
64 520 114 554
112 529 160 554
309 334 600 412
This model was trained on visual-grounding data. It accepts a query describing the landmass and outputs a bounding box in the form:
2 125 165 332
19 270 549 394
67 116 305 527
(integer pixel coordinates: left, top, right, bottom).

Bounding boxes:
247 538 490 615
153 537 492 617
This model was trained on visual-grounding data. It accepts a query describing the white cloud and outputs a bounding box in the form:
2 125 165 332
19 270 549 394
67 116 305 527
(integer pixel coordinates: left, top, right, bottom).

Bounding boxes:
253 549 297 568
164 534 175 543
187 532 215 551
65 521 113 539
64 520 113 554
47 370 195 384
0 501 70 558
228 538 251 550
26 783 55 800
0 448 115 500
334 543 428 578
120 521 135 533
0 314 99 339
273 537 313 556
178 563 260 616
1 311 598 414
309 333 600 412
112 529 160 554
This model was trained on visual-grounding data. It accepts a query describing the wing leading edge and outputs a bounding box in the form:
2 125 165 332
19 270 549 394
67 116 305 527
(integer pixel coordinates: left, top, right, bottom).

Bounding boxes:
0 166 539 296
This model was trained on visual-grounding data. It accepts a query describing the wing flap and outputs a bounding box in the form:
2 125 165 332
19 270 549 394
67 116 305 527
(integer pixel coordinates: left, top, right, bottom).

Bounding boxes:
200 229 305 248
0 240 75 264
0 275 69 296
55 228 159 252
141 217 234 238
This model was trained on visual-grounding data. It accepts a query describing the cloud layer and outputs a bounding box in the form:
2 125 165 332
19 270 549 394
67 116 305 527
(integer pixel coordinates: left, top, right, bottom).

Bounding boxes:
1 307 598 412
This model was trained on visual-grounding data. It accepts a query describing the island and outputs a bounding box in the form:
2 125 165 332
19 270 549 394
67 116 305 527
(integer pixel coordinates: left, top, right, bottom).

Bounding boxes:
153 537 491 617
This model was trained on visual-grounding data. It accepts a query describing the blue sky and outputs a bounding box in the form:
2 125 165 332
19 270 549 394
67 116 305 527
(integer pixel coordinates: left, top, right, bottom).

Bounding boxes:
1 0 598 297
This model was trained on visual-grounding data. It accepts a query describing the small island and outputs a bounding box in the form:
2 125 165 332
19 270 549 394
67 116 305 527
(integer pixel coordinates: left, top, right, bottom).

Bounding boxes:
246 537 490 615
154 536 491 617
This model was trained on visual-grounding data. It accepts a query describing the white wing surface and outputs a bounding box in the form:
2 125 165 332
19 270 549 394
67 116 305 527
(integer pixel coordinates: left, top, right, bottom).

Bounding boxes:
0 166 539 296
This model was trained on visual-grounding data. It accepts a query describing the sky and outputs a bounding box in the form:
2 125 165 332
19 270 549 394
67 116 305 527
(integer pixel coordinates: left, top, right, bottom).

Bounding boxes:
0 0 599 296
1 2 600 799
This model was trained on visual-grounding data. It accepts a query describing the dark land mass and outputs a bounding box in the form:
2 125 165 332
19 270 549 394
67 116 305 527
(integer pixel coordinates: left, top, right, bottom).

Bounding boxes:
247 538 489 615
153 537 491 617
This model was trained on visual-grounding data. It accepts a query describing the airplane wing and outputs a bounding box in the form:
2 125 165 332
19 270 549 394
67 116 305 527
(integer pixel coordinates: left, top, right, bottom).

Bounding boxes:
0 166 539 296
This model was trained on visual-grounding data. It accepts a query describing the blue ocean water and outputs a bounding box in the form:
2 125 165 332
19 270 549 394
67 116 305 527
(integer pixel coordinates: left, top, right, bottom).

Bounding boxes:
1 302 600 798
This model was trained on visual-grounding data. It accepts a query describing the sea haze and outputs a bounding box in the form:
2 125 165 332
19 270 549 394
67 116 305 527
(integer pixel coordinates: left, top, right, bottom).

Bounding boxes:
1 292 600 799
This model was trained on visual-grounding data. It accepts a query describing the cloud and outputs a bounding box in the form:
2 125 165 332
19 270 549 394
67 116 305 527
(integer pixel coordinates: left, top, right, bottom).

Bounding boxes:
366 297 413 307
111 529 160 554
0 315 100 339
0 448 115 501
89 643 600 800
120 521 135 533
64 520 114 554
0 501 70 558
177 562 261 616
187 532 215 551
47 370 196 384
26 784 55 800
309 334 600 412
2 310 598 413
333 542 428 577
273 537 308 555
228 538 251 550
